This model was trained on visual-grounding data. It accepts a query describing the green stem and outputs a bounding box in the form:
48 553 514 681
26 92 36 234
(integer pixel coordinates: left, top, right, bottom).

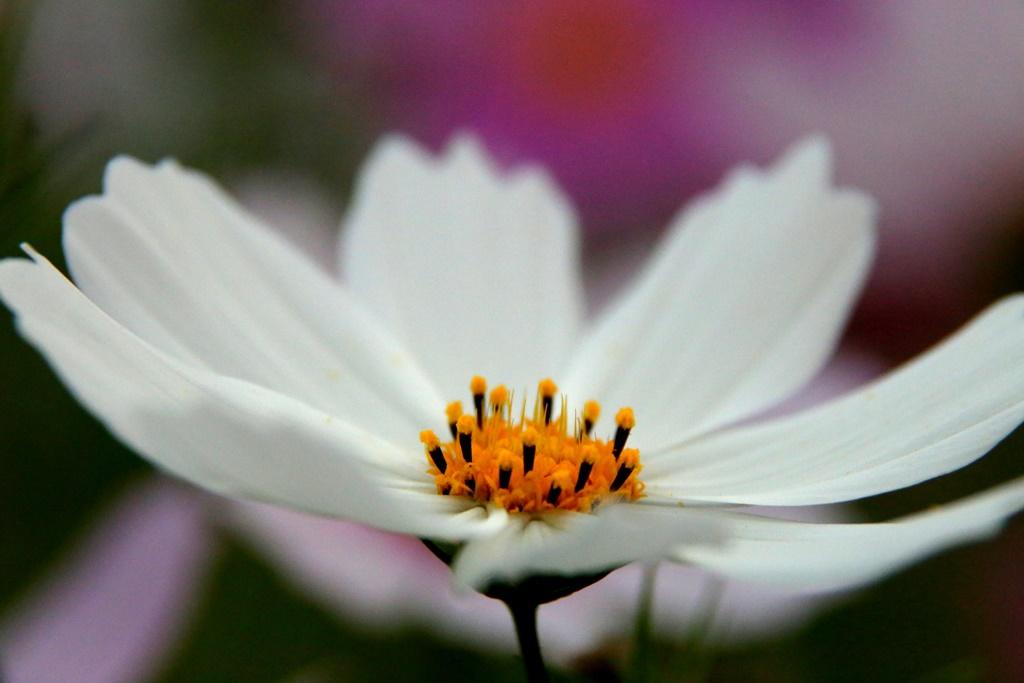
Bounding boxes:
675 577 725 682
505 598 549 683
630 562 659 683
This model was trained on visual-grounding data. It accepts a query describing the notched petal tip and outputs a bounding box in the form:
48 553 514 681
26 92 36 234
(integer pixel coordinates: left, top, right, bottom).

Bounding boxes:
102 154 154 193
778 133 833 183
444 131 494 170
363 133 436 176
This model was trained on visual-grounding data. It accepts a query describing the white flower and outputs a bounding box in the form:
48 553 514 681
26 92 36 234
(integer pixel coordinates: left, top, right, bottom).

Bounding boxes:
2 135 1023 598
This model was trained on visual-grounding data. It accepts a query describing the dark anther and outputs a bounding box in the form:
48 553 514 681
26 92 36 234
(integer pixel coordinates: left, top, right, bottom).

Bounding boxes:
428 446 447 474
499 466 512 489
448 422 458 440
574 460 594 493
610 465 635 492
466 477 476 494
546 485 562 505
542 395 553 425
473 393 485 428
612 425 631 459
523 443 536 473
583 417 595 438
440 483 451 496
459 431 473 463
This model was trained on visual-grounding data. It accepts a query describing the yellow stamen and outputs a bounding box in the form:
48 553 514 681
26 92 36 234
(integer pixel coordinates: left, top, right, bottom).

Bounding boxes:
620 448 640 468
489 385 509 413
538 378 558 426
420 429 447 474
471 376 487 427
419 430 440 449
551 461 574 490
456 414 475 435
497 448 516 470
422 377 645 513
580 399 601 439
445 401 463 423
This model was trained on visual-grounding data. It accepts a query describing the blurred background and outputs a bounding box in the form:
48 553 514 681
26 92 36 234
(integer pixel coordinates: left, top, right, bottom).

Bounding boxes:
1 1 1023 681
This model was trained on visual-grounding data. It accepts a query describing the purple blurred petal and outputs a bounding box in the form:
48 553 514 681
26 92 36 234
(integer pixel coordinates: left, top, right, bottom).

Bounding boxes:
1 479 214 683
299 0 1024 352
738 1 1024 350
233 172 342 276
752 347 887 421
299 0 758 232
970 523 1024 682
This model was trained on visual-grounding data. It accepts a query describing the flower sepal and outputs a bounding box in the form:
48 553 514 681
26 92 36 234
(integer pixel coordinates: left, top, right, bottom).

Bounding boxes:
421 538 459 566
423 536 611 605
482 570 612 606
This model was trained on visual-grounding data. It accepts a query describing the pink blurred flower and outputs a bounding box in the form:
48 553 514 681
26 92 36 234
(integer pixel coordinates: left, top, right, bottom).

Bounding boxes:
968 521 1024 682
0 479 212 683
298 0 1024 352
744 1 1024 353
296 0 883 235
299 0 751 233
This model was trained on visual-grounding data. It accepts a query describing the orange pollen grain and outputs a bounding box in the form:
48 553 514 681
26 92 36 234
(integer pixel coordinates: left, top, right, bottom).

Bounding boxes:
422 377 645 513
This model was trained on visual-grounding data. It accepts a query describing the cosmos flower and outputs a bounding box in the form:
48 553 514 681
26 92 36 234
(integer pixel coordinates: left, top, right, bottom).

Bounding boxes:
230 351 879 660
1 136 1023 619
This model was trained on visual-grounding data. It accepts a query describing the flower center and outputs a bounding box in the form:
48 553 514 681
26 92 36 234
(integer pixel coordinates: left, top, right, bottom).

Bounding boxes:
420 376 644 513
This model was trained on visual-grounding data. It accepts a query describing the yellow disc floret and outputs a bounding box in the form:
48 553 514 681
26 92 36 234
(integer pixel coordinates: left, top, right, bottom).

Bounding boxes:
489 385 509 414
445 401 463 423
419 429 441 449
615 407 636 429
422 376 645 513
523 426 538 446
456 413 476 435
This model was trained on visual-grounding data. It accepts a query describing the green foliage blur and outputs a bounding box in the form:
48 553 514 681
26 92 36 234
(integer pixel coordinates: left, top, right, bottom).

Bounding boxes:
1 2 1022 681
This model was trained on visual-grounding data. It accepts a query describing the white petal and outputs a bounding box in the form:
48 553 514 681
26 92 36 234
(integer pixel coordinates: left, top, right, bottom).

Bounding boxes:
563 137 876 448
226 501 523 652
63 156 442 445
0 252 500 542
228 502 838 664
341 135 585 399
674 478 1024 591
453 502 723 589
646 295 1024 505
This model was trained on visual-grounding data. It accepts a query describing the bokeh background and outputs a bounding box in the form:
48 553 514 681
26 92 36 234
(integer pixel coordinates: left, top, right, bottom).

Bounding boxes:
2 1 1023 681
